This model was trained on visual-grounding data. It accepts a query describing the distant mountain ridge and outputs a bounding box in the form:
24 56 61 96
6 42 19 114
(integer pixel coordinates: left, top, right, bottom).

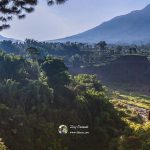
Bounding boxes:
0 35 18 42
50 4 150 44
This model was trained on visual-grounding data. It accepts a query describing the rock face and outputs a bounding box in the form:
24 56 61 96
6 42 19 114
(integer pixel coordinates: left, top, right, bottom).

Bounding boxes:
69 55 150 85
52 4 150 44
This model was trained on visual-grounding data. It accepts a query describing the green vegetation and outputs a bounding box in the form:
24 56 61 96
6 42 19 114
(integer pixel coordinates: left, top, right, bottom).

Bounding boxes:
109 91 150 150
0 42 150 149
0 50 125 150
0 138 7 150
1 40 150 68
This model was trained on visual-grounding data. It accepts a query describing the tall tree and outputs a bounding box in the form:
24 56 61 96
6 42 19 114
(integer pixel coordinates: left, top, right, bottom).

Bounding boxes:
26 47 40 61
40 56 70 88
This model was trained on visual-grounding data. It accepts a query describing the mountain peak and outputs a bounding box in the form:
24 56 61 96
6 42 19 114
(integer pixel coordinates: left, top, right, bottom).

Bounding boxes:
0 35 19 42
50 4 150 44
144 3 150 9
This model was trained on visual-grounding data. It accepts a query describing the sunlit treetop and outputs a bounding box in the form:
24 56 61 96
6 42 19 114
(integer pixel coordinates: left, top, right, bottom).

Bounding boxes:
0 0 67 31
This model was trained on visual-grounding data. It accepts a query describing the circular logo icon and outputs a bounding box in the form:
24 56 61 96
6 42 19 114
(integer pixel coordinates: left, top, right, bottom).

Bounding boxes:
58 125 68 134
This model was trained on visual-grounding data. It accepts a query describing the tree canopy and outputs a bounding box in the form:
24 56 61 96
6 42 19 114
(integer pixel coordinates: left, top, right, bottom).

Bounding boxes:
0 50 126 150
0 0 67 31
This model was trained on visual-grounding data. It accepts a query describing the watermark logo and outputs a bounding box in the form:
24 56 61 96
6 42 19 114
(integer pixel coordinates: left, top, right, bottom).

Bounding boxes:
58 125 68 134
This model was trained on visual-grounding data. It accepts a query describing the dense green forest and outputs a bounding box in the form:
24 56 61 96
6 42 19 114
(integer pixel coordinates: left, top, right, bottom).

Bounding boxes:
1 0 150 149
0 41 150 150
0 50 125 150
1 40 150 67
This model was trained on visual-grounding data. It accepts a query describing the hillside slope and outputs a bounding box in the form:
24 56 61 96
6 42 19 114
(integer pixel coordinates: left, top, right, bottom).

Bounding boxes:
0 35 18 42
69 55 150 95
52 4 150 44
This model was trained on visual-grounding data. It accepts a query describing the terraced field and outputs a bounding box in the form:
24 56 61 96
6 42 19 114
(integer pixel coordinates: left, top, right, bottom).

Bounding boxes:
109 91 150 130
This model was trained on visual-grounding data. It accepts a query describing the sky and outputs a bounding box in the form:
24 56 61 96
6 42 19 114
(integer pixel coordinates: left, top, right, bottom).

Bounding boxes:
1 0 150 41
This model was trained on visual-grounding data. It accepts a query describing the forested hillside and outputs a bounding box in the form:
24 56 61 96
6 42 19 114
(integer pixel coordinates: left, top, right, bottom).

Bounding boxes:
1 38 150 150
1 40 150 66
0 50 126 150
1 0 150 149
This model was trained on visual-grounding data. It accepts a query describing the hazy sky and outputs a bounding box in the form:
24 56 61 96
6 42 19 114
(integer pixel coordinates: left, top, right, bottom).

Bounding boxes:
1 0 150 41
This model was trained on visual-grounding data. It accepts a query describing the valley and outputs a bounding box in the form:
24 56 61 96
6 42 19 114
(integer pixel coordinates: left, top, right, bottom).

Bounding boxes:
1 1 150 149
69 55 150 95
